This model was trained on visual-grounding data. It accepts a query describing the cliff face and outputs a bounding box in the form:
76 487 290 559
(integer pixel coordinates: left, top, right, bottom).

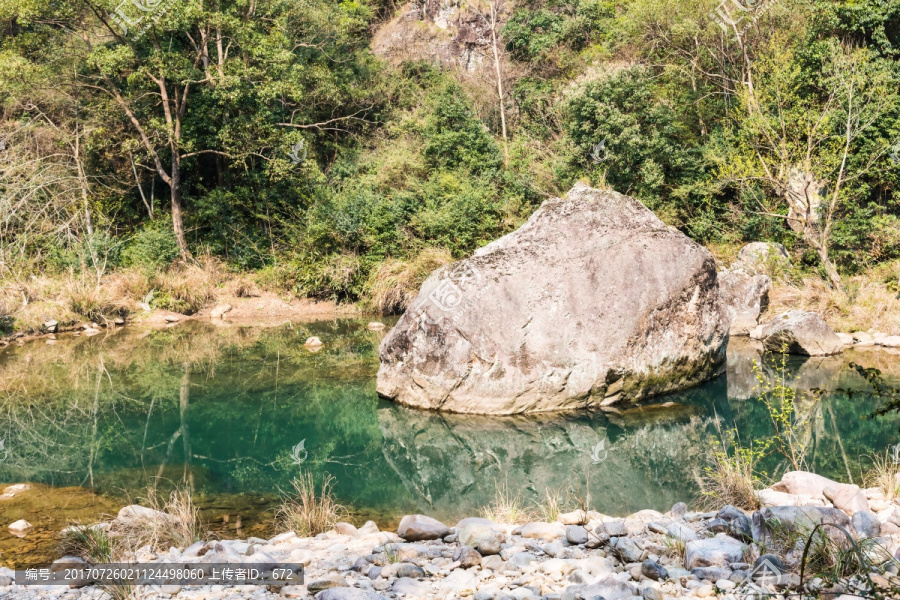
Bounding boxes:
372 0 504 71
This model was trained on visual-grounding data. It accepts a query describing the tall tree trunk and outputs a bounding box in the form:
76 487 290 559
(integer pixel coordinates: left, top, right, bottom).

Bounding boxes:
170 156 191 259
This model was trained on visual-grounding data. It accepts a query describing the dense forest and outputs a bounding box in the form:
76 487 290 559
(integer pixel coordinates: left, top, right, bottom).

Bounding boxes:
1 0 900 328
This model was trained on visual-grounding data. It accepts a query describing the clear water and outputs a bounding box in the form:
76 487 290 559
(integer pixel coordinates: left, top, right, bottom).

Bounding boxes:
1 320 899 566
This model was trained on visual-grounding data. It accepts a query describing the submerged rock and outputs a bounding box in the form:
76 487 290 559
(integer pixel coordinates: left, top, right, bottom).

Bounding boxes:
377 183 728 414
758 311 844 356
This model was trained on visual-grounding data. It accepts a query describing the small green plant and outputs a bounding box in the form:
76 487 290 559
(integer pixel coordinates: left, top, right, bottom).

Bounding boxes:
752 348 820 471
277 472 349 537
60 525 113 563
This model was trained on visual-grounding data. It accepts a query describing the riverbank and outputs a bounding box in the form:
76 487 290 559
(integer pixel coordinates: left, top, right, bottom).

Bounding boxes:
1 469 899 600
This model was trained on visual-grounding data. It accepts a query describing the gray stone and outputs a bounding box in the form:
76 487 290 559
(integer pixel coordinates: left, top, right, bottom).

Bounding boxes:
397 514 450 541
670 502 688 519
578 576 639 600
391 577 431 595
758 311 844 356
600 520 627 537
640 559 668 581
718 269 771 335
642 586 663 600
683 534 746 569
612 536 643 563
519 521 564 541
715 505 752 541
510 552 537 568
566 525 589 545
376 183 729 414
732 242 791 276
751 506 851 543
316 589 390 600
851 510 881 539
691 567 731 581
457 517 505 555
453 546 482 568
393 563 426 579
308 576 348 592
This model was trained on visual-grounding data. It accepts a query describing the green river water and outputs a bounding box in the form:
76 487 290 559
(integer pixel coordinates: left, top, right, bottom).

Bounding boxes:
0 318 898 567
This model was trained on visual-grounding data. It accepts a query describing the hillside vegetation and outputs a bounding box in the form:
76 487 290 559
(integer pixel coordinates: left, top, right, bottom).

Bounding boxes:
2 0 900 332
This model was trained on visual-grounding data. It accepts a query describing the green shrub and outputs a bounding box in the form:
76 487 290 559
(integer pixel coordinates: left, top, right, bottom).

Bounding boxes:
122 223 181 269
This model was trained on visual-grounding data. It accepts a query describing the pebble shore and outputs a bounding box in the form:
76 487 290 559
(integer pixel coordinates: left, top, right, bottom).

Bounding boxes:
3 471 900 600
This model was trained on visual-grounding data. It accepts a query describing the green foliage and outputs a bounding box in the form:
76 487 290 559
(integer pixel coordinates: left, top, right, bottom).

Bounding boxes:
121 223 181 270
752 352 821 471
566 66 705 212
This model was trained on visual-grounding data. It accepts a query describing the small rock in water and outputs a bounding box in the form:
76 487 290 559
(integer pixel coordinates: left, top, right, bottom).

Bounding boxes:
641 559 668 581
8 519 33 537
367 322 386 330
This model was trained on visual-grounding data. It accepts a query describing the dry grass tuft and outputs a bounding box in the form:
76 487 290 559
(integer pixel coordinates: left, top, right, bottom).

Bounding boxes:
111 487 201 554
219 274 260 299
277 472 349 537
151 257 227 315
478 478 536 525
766 269 900 333
365 247 453 315
61 485 200 562
864 450 900 501
697 426 762 511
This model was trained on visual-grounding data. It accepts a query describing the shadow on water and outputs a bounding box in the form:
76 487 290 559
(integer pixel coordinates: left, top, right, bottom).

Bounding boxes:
0 323 899 566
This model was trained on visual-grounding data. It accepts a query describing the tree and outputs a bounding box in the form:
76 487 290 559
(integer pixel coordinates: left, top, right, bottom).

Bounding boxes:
720 40 896 289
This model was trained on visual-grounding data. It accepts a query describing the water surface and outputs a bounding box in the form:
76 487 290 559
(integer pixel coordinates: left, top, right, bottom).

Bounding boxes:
1 321 899 566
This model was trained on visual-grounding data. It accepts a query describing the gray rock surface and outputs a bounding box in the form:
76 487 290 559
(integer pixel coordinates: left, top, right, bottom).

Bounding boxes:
377 183 729 414
732 242 791 276
758 311 844 356
683 534 746 569
718 269 771 335
397 514 450 541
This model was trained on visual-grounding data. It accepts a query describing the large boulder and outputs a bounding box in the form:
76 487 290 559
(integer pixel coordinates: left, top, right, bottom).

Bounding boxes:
758 311 844 356
376 184 729 414
718 269 771 335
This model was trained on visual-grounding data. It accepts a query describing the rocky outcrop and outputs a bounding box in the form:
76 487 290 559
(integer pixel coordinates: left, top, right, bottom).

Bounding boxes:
718 269 771 335
756 311 844 356
732 242 791 276
372 1 501 71
377 184 729 414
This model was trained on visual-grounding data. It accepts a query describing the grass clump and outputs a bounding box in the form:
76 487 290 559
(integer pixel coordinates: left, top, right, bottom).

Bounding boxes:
479 478 537 524
864 450 900 501
698 426 763 511
364 247 453 314
277 472 349 537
